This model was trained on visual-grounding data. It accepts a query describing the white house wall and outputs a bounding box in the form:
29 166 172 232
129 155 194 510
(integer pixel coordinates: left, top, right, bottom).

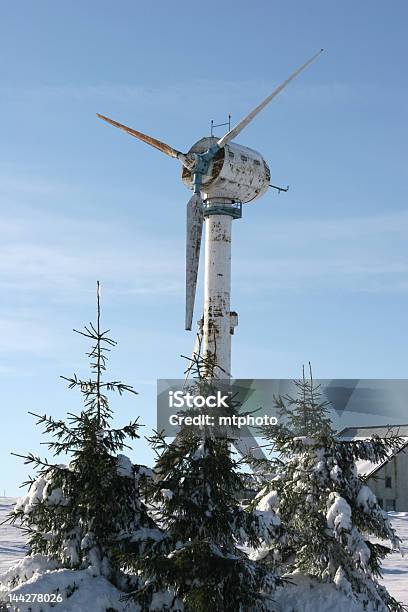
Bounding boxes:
368 449 408 512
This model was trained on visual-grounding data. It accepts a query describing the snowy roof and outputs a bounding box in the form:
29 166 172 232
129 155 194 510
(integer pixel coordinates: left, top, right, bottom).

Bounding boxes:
337 424 408 440
337 425 408 478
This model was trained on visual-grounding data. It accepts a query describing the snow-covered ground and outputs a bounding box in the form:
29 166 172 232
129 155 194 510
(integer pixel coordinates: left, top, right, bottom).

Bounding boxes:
0 498 26 574
0 498 407 609
376 511 408 605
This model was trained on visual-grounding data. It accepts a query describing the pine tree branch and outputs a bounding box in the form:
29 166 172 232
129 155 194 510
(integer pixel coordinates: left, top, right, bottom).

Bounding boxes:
28 411 74 437
11 452 64 471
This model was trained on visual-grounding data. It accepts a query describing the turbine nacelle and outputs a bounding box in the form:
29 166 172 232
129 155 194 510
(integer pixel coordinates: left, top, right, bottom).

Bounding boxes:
181 137 270 205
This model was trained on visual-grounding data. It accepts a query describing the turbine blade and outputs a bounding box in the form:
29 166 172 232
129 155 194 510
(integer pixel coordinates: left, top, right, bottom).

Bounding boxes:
97 113 183 159
217 49 324 148
185 193 204 331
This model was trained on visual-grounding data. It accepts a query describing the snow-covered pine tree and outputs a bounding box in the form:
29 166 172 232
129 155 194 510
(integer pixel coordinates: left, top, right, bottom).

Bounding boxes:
125 352 285 612
271 363 332 439
255 373 405 611
7 282 160 593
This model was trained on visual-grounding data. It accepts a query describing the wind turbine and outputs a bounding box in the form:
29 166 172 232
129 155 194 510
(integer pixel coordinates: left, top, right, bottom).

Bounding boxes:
97 50 323 381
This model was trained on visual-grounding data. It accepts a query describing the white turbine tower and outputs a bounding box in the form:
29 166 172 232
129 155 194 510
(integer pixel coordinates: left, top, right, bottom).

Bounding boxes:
98 50 323 381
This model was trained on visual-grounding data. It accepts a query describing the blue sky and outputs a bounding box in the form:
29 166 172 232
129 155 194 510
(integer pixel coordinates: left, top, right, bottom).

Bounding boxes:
1 1 407 494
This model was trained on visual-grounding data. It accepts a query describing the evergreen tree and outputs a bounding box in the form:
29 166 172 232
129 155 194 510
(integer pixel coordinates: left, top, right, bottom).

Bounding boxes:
273 363 332 439
7 282 160 592
255 375 405 611
125 353 285 612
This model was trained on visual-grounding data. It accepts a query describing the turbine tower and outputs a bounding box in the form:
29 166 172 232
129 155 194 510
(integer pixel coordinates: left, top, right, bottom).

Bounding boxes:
98 50 323 379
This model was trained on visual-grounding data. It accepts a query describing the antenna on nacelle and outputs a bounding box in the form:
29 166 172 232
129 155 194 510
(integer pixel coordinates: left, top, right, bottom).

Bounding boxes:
210 114 231 137
269 183 289 194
